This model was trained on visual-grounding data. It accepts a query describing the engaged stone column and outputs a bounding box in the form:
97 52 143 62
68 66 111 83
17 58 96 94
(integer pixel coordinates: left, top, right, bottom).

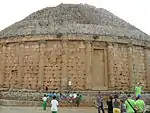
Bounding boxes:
144 46 148 89
38 43 45 90
85 41 92 90
0 44 5 86
61 39 68 90
107 42 114 89
17 43 24 88
127 44 133 91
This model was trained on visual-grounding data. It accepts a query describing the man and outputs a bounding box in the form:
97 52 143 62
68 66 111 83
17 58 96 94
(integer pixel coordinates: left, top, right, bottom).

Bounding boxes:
97 92 105 113
135 82 144 98
125 94 136 113
135 95 145 113
51 96 59 113
45 86 48 92
68 79 72 91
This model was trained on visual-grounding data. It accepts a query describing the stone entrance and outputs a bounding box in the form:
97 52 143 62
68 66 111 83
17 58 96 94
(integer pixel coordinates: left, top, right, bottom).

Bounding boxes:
92 49 107 90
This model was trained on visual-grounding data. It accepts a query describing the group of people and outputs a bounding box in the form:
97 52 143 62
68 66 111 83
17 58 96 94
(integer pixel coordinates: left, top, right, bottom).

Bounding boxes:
41 82 146 113
42 94 58 113
97 82 145 113
42 91 83 113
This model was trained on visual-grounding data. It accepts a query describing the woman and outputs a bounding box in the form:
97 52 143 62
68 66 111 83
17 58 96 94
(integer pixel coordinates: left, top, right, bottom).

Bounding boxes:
107 95 113 113
112 94 121 113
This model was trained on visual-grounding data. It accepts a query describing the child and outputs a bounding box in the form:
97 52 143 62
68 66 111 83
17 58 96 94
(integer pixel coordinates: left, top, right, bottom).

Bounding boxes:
51 96 59 113
42 94 48 110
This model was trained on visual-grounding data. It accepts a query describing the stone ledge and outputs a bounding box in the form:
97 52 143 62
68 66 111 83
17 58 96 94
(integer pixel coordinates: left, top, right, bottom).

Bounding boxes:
0 99 92 107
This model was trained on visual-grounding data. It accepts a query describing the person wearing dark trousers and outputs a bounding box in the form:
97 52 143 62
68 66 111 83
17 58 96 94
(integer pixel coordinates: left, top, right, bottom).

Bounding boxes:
97 92 105 113
106 95 113 113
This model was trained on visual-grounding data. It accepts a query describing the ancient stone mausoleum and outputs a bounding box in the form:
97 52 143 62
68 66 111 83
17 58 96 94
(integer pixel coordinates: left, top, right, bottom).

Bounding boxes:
0 4 150 91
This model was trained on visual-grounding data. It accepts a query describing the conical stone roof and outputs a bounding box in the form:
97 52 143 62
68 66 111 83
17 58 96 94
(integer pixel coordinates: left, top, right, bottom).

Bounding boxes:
0 4 149 41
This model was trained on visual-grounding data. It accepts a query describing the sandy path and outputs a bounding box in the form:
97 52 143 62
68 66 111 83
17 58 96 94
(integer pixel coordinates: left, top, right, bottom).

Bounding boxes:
0 106 97 113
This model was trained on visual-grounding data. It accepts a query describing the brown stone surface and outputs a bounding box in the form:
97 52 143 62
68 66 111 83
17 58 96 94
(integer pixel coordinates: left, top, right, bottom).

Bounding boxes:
0 35 149 91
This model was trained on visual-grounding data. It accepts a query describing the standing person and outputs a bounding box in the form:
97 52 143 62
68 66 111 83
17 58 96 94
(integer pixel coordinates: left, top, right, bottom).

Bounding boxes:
125 94 136 113
69 92 73 103
73 92 77 106
112 94 121 113
51 96 59 113
48 92 53 100
45 86 48 92
120 100 127 113
135 82 144 99
97 92 105 113
106 95 113 113
135 95 145 113
73 92 77 99
42 94 48 110
68 79 72 91
76 93 82 107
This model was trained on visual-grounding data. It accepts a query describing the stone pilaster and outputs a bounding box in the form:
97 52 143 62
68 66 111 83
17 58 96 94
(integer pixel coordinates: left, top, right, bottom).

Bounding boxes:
127 44 133 91
0 44 5 86
107 42 114 90
85 41 92 90
38 43 45 90
61 39 68 90
144 47 148 90
104 47 108 88
17 43 24 88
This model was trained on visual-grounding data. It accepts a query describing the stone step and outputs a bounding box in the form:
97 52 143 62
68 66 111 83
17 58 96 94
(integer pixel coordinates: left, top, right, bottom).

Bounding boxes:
0 99 92 107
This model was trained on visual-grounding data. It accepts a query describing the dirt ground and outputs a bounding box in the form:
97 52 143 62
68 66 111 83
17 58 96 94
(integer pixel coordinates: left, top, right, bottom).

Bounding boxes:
0 106 98 113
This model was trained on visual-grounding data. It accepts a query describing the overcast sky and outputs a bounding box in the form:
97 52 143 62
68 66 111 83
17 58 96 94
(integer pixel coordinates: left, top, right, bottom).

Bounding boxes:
0 0 150 35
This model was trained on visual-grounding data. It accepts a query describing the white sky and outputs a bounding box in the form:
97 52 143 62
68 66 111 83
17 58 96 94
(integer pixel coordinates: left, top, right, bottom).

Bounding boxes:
0 0 150 35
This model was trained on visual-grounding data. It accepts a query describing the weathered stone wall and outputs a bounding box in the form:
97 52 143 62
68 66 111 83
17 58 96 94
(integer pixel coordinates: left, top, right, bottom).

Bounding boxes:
110 44 129 90
2 44 19 88
0 35 149 91
147 49 150 89
132 46 145 87
43 41 62 90
23 42 39 89
67 41 86 90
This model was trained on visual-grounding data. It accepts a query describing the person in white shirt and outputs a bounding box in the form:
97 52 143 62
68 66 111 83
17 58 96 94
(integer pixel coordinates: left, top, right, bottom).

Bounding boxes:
67 80 72 90
51 96 59 113
42 94 48 110
68 80 71 86
73 92 77 99
73 92 77 106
